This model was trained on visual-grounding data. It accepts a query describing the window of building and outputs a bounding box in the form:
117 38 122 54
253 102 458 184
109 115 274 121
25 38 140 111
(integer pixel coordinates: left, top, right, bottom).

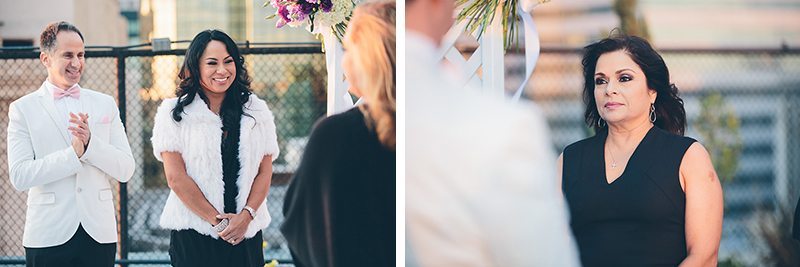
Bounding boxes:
2 39 34 47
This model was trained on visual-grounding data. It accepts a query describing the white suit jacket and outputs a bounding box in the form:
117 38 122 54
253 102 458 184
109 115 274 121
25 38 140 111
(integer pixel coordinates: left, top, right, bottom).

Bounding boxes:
6 83 135 248
406 32 581 266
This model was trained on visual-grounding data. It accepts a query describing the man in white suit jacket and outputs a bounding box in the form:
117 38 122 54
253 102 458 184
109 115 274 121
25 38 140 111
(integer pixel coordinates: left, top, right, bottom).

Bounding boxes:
406 0 580 266
6 22 135 267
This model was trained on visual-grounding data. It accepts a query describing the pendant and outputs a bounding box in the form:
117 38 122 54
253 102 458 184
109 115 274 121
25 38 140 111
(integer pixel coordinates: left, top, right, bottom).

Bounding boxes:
611 162 617 168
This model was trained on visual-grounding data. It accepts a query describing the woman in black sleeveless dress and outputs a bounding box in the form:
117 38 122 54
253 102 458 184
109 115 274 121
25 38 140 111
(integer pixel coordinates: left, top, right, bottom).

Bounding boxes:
558 35 723 266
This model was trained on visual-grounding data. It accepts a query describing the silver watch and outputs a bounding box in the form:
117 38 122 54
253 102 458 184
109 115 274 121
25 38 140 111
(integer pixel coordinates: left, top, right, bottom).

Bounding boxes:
212 218 229 232
243 206 256 219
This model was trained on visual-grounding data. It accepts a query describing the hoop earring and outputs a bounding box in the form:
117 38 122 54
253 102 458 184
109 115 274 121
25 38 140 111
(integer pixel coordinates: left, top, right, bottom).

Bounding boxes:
597 117 606 128
649 104 657 123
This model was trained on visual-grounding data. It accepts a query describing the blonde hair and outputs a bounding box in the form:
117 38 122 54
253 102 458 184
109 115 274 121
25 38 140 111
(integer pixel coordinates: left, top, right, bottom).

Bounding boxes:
344 0 396 150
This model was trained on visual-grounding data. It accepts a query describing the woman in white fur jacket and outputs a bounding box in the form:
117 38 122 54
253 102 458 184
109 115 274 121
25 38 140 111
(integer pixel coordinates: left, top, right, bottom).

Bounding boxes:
150 29 279 267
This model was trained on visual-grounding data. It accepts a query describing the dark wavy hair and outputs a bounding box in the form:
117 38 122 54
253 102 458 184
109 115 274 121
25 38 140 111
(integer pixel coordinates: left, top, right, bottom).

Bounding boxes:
582 34 686 135
172 30 253 204
171 29 253 125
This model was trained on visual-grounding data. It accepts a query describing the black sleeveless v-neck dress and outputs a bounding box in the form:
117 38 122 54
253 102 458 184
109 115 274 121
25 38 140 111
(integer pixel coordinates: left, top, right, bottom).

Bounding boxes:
562 126 696 266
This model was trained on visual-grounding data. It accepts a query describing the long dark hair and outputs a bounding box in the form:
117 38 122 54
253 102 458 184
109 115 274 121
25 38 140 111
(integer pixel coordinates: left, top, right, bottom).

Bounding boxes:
172 30 252 201
581 34 686 135
171 29 253 125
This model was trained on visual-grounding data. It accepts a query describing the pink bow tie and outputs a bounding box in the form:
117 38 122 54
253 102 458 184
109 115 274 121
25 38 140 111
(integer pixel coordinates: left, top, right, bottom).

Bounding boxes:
53 86 80 100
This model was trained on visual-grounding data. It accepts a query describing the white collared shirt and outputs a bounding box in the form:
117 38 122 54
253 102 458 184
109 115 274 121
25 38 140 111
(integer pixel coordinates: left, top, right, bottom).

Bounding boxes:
44 80 84 138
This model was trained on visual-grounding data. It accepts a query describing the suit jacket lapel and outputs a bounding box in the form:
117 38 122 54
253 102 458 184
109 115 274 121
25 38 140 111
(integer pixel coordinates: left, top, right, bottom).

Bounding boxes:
79 90 95 125
36 84 71 145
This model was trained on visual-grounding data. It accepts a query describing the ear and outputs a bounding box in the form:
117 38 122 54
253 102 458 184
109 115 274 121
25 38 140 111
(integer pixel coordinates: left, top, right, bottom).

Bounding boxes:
648 88 657 104
40 52 50 68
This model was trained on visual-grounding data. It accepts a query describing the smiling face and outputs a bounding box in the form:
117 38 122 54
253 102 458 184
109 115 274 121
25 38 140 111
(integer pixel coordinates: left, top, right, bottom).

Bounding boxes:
198 40 236 97
41 31 85 89
593 50 657 127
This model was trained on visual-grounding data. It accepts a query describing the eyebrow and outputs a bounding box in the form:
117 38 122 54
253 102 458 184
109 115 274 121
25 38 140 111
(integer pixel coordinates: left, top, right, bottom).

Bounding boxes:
205 56 233 61
595 68 637 76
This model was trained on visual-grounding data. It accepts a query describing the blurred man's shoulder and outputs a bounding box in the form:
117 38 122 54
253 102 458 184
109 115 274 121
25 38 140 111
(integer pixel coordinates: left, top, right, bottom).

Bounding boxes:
461 91 546 132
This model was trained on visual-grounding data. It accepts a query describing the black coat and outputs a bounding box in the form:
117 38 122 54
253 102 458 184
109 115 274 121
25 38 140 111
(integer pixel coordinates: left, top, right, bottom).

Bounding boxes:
794 196 800 240
281 108 395 267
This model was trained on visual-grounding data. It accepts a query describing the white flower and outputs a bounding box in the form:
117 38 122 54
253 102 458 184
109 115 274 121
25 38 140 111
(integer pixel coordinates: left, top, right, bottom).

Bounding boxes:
313 0 354 30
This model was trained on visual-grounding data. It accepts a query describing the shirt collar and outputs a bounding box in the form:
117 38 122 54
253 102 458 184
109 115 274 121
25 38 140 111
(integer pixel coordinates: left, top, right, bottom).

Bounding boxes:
406 31 440 64
44 79 80 97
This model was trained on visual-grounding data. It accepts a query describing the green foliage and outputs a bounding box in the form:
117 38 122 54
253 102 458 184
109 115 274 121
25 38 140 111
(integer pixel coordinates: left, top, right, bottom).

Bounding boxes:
456 0 532 51
280 80 319 137
718 257 747 267
141 102 167 188
693 92 742 183
613 0 651 40
752 208 800 266
273 63 326 138
265 62 326 166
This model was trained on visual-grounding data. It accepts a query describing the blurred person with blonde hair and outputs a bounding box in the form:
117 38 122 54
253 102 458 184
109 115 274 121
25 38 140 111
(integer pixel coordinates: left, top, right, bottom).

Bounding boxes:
281 1 396 266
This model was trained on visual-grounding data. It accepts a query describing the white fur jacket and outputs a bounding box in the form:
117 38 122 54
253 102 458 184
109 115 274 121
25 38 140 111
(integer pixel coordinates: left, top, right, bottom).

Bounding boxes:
151 94 279 238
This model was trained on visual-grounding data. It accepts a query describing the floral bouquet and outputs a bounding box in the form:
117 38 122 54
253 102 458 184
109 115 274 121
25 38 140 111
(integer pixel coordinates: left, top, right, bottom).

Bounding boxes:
456 0 550 50
266 0 357 42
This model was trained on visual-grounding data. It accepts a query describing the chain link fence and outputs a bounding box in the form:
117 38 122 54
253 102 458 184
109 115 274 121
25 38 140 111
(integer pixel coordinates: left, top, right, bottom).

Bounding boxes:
0 43 326 266
509 48 800 266
1 44 799 266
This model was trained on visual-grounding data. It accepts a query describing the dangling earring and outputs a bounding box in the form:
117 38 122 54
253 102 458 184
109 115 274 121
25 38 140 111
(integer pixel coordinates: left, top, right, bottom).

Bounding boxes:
597 117 606 128
649 103 657 123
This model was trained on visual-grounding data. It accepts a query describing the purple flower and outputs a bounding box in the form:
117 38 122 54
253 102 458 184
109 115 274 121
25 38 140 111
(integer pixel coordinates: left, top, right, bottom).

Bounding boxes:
286 3 309 26
299 0 315 14
277 5 291 21
276 5 290 28
276 18 287 28
320 0 333 12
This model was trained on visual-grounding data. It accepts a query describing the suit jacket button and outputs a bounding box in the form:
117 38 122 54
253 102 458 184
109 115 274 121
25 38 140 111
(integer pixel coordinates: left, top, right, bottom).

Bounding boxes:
77 187 82 193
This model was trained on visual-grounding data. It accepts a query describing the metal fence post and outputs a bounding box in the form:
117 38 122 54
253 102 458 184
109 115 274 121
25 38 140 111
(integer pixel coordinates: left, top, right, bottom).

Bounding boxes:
116 48 130 267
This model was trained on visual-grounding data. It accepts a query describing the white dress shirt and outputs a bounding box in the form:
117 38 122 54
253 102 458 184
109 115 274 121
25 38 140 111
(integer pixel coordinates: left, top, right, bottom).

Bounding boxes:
406 30 581 267
44 80 85 142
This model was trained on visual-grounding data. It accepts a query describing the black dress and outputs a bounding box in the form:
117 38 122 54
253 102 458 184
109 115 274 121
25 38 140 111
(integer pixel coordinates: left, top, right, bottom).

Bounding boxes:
562 126 695 267
793 196 800 240
281 108 396 267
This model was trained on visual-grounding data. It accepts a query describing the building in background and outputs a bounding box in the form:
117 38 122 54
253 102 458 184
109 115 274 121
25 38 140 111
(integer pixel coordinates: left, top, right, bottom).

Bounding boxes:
120 0 141 45
0 0 127 47
139 0 315 46
531 0 800 48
